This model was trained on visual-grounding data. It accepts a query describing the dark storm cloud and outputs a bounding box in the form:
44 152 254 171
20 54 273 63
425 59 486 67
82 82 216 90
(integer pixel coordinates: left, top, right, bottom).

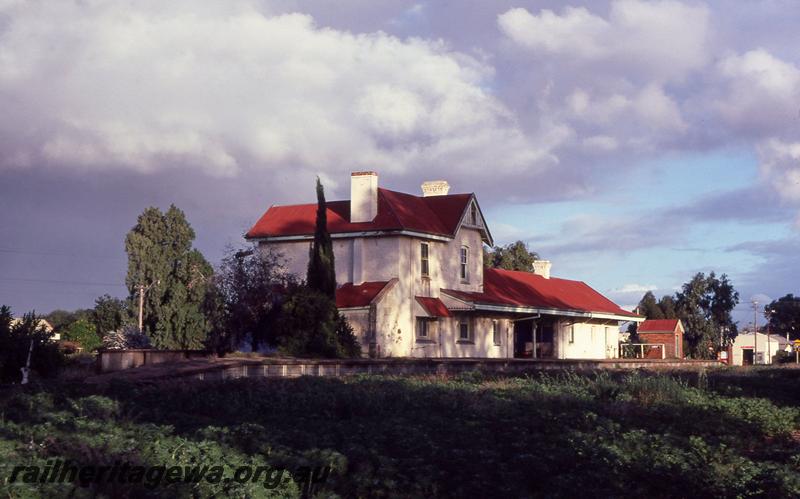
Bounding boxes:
2 0 800 312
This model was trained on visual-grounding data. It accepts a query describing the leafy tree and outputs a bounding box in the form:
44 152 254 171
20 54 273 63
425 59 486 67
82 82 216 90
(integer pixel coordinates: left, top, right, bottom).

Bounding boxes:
627 291 662 341
63 319 102 352
92 294 128 336
675 272 739 358
0 306 64 382
204 246 292 354
637 291 665 320
484 241 539 271
307 178 336 298
658 295 678 319
125 205 212 349
765 294 800 340
44 308 91 337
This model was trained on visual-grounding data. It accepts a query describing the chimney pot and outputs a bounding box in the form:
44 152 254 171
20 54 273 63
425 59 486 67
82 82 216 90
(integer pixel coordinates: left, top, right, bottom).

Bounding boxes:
421 180 450 197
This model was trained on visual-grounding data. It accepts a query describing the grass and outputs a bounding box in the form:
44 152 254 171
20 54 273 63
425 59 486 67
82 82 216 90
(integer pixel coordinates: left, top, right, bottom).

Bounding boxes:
1 368 799 498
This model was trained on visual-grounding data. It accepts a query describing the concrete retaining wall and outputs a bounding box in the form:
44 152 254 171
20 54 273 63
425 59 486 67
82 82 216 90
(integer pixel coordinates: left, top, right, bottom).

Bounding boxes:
97 349 212 373
190 357 722 381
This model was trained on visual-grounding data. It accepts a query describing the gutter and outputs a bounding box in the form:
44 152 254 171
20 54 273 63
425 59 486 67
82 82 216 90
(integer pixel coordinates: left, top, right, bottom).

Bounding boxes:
439 289 644 323
246 229 453 243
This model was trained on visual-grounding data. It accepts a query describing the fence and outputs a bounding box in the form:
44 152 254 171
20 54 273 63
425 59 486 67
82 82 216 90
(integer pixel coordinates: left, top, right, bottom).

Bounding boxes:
620 343 665 360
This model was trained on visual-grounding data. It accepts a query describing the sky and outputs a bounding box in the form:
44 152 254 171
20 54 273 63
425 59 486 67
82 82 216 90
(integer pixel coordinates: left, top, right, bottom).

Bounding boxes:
1 0 799 328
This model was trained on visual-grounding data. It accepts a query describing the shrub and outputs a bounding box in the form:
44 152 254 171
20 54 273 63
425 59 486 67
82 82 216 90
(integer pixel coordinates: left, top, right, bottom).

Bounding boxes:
273 286 360 358
102 325 152 350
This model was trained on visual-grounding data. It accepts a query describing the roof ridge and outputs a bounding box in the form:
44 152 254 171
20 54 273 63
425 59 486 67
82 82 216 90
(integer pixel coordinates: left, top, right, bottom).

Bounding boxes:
376 188 404 228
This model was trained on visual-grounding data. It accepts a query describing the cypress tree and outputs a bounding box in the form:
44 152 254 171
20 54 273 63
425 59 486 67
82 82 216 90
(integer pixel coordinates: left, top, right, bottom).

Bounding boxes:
306 178 336 298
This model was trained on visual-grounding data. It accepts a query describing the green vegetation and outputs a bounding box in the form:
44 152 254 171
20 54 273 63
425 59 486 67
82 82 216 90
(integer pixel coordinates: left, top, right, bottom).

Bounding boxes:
204 247 291 354
630 272 740 358
204 178 360 358
766 294 800 341
0 306 64 383
2 369 798 497
484 240 539 271
91 294 128 337
306 177 336 299
125 205 213 349
62 319 102 352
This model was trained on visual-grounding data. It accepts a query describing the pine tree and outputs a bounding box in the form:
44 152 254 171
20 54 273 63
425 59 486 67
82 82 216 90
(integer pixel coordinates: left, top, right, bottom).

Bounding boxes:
125 205 212 349
306 178 336 298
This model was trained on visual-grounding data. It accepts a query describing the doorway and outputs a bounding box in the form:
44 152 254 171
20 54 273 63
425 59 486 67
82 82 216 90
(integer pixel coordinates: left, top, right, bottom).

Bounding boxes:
514 320 533 358
742 348 753 365
513 318 555 358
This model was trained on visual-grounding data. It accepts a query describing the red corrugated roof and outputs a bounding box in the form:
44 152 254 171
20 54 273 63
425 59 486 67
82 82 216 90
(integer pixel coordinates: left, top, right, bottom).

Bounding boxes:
415 296 452 317
638 319 680 332
335 281 390 308
245 188 482 241
443 268 638 318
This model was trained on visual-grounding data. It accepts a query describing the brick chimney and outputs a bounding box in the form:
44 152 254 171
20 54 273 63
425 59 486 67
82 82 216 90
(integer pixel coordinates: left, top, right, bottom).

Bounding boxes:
350 171 378 223
532 260 552 279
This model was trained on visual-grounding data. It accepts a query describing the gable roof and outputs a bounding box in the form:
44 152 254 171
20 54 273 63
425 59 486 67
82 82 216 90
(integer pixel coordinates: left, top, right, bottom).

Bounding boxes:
335 281 391 309
442 268 640 321
245 188 492 244
638 319 681 333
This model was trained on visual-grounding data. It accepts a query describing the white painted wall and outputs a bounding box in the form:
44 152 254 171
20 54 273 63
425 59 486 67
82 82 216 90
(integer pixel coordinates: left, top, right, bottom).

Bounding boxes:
409 315 511 359
730 332 791 365
557 321 619 359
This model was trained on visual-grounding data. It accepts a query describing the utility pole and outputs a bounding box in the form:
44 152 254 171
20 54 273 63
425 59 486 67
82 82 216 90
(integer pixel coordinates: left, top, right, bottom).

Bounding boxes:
136 280 159 332
765 309 771 365
752 300 759 365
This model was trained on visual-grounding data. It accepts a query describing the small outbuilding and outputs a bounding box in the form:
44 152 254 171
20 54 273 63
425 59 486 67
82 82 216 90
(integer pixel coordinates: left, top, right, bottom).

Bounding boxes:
724 331 791 365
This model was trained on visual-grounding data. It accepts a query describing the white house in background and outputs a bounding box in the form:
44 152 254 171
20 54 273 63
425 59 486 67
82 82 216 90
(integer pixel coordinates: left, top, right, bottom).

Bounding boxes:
10 318 59 341
246 171 643 359
727 330 791 365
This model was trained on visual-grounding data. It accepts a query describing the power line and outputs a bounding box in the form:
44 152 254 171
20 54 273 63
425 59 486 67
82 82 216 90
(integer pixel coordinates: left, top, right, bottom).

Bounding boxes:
0 277 125 287
0 247 124 260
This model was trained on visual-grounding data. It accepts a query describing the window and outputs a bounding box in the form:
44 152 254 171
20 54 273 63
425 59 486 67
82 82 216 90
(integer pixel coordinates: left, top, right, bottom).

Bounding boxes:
492 320 501 345
458 321 471 341
420 242 429 277
460 246 469 281
416 318 429 339
568 325 575 344
470 203 478 225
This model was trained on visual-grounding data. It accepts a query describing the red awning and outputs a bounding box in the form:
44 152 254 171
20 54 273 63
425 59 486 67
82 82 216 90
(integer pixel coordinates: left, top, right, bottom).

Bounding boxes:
415 296 452 317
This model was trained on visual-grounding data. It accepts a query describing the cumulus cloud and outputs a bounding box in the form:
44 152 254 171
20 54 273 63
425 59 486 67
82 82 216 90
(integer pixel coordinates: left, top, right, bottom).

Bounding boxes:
0 0 557 179
497 0 710 162
759 139 800 203
714 49 800 135
498 0 711 82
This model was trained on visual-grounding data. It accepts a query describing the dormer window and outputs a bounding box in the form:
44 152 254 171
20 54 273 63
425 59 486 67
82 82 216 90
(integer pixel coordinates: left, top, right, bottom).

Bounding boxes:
420 242 430 277
460 246 469 281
